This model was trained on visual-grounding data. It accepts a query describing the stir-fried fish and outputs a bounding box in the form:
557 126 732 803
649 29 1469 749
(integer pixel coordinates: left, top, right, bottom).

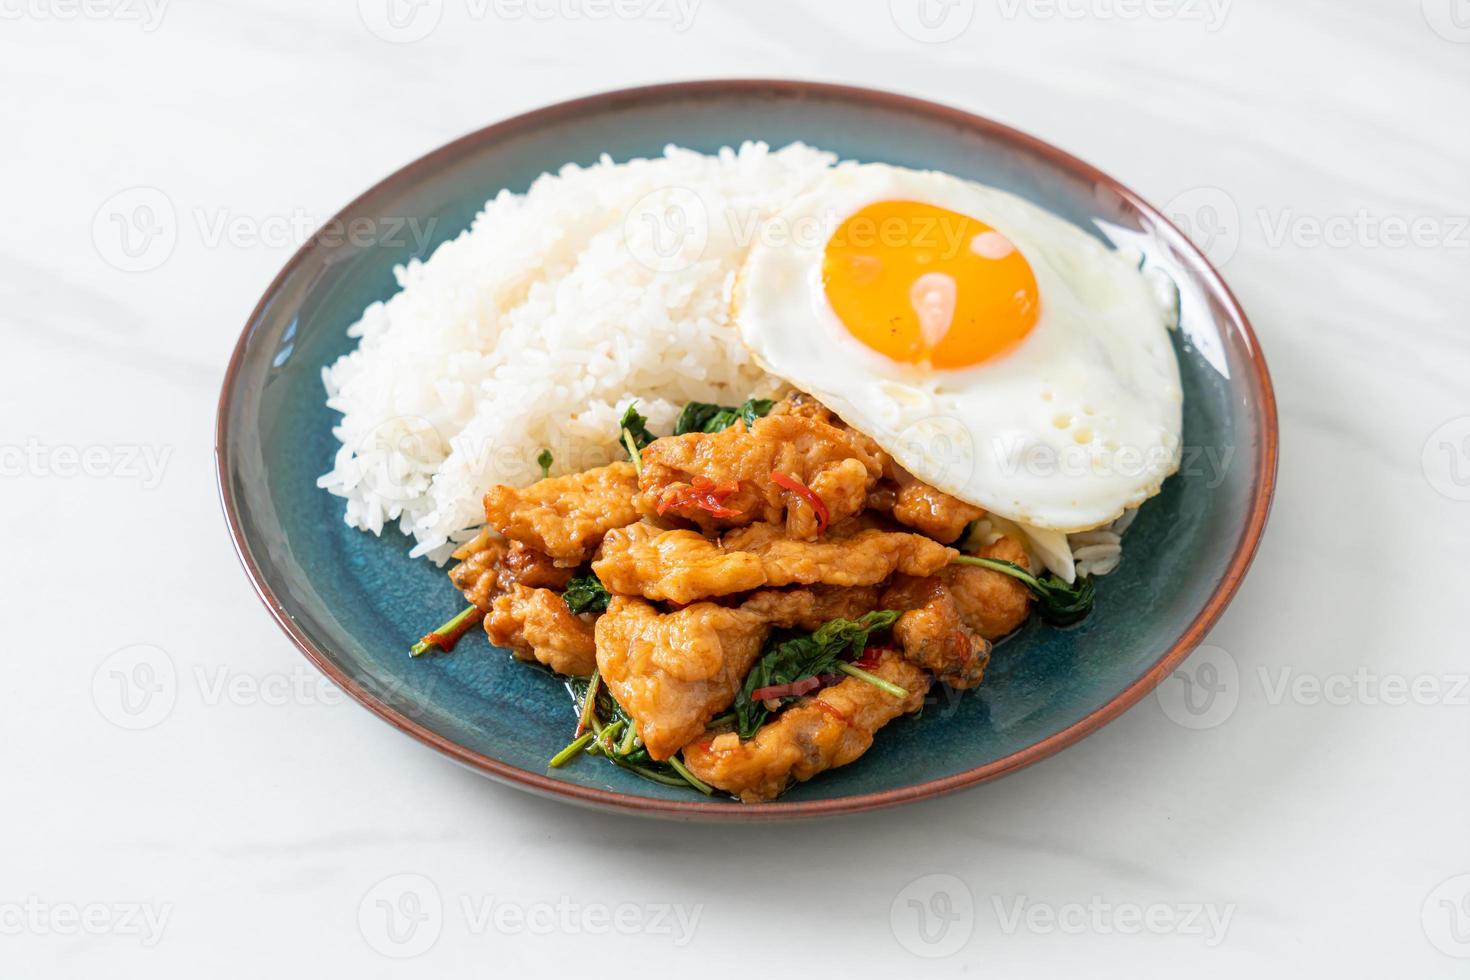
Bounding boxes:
485 585 598 677
433 388 1061 801
592 519 955 605
864 467 985 544
592 524 766 605
940 536 1034 640
636 414 883 539
450 531 574 609
681 650 930 803
595 586 880 761
880 575 992 689
483 461 641 563
879 537 1034 688
594 596 767 762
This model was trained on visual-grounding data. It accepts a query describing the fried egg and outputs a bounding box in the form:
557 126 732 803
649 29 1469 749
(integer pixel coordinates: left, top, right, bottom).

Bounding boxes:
734 163 1182 535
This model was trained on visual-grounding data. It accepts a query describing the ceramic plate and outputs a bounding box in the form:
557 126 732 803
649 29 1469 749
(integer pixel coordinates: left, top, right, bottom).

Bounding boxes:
216 80 1276 820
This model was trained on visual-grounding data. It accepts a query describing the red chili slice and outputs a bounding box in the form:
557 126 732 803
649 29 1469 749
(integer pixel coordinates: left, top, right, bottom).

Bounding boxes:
812 698 859 731
751 675 825 702
417 610 485 654
769 470 829 532
656 476 742 519
852 644 891 671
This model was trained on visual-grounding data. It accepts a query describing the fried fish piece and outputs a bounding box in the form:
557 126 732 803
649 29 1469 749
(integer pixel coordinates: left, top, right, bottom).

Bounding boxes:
636 414 883 539
940 535 1034 640
592 523 766 604
680 651 930 803
737 584 882 631
594 596 768 762
592 519 954 604
888 476 985 544
485 585 598 677
723 521 956 589
594 586 880 761
482 461 640 564
878 536 1034 687
880 575 992 689
449 531 574 610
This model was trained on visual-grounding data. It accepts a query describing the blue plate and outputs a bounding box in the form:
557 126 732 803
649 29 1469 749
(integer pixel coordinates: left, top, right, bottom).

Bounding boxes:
216 81 1276 819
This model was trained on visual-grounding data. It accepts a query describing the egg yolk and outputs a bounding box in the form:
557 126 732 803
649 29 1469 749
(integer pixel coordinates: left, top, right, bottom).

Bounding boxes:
821 200 1040 369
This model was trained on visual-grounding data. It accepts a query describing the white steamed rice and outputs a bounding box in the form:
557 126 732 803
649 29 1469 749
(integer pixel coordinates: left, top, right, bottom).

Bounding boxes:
318 142 837 562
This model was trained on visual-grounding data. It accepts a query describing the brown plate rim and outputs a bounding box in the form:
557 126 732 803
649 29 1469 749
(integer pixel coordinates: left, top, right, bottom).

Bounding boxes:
215 79 1278 821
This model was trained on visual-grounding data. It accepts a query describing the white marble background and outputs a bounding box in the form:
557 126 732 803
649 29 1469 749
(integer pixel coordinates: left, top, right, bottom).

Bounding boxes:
3 0 1468 975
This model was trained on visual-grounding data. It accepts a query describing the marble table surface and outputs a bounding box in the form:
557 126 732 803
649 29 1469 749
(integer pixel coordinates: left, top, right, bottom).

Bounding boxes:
3 0 1467 975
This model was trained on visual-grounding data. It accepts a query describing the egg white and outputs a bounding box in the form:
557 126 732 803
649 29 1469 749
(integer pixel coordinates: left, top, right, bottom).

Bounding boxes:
734 163 1183 533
